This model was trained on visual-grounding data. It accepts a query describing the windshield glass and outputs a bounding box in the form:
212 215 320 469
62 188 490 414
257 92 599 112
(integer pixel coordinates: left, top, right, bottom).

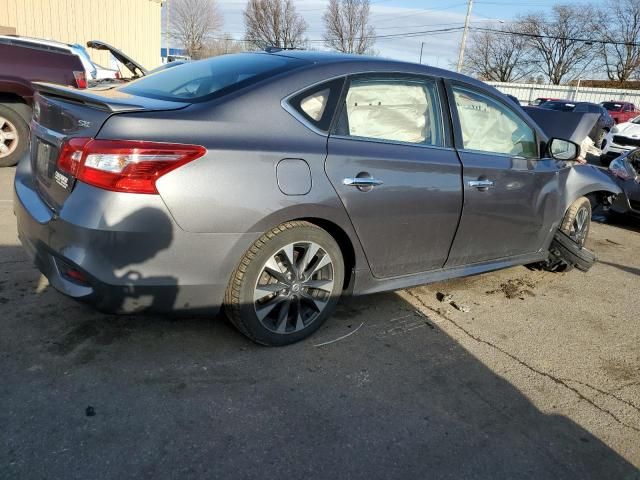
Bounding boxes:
540 101 575 112
601 102 623 111
121 53 307 102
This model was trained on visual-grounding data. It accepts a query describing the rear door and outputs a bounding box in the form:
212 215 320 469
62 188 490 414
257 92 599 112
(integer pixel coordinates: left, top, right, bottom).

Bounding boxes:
444 82 562 267
325 74 463 278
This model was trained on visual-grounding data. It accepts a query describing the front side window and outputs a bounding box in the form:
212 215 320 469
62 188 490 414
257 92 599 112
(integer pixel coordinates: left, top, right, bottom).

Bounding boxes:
453 87 537 158
335 78 443 146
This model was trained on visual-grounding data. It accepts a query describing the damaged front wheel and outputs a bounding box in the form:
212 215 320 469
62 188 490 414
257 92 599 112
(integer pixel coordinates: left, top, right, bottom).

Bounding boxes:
543 196 596 272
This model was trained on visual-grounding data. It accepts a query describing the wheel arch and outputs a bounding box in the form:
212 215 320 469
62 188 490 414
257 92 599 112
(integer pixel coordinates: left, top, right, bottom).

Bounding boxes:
0 93 32 124
562 165 622 214
296 217 357 290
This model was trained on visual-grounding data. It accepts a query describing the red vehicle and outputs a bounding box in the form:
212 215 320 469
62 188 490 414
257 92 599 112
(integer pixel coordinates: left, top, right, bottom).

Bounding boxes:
601 100 638 124
0 35 146 167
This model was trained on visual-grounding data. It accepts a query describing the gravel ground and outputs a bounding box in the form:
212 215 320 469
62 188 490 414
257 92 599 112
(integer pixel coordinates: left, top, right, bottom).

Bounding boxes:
1 166 639 479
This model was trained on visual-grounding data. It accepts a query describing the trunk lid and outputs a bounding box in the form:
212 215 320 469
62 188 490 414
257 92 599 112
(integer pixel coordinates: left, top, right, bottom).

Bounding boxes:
31 82 189 211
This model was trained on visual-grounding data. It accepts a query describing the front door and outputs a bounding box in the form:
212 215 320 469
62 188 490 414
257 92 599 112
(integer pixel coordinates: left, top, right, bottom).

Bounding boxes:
325 75 463 278
445 84 564 267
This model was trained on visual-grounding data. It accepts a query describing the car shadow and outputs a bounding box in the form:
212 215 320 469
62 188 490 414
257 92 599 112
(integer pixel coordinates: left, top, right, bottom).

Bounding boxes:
1 243 638 478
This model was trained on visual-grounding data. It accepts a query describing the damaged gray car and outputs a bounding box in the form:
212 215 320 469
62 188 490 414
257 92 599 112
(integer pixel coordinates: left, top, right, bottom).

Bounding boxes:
608 148 640 217
14 51 622 345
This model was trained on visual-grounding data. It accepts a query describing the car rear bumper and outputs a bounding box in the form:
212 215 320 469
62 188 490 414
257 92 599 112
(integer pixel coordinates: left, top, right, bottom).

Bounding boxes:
13 155 257 315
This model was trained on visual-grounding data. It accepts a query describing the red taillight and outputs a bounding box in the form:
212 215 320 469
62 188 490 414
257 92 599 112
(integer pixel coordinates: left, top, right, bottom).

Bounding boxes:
57 137 91 175
73 71 87 89
57 138 206 194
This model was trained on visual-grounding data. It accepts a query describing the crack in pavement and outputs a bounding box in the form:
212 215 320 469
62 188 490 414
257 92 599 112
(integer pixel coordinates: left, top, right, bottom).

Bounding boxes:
404 289 640 434
561 378 640 413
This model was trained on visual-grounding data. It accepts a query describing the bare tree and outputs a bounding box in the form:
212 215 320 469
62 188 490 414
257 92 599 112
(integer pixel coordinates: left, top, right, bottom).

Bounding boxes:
595 0 640 85
201 33 246 58
519 4 596 84
169 0 223 59
464 25 532 82
323 0 375 54
244 0 307 49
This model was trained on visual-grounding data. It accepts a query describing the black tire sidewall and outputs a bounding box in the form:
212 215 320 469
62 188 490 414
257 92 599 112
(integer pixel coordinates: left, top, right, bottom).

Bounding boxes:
560 196 592 244
0 104 29 168
234 225 344 346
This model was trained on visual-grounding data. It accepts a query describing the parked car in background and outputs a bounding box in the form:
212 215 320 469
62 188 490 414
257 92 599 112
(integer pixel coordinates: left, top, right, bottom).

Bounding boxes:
538 100 614 147
607 148 640 217
0 35 148 167
600 100 637 124
0 35 91 167
506 94 520 105
601 116 640 165
529 97 562 106
14 51 620 345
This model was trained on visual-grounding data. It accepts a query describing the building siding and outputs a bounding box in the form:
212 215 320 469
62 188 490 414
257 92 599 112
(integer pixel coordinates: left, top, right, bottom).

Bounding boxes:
0 0 162 70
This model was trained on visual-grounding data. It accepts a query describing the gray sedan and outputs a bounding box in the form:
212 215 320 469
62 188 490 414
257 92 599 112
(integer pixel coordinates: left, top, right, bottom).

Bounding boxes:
14 51 620 345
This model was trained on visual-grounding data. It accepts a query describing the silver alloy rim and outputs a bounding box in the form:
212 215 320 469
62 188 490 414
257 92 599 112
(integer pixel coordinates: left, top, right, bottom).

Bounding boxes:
0 116 18 159
570 206 590 246
253 241 334 334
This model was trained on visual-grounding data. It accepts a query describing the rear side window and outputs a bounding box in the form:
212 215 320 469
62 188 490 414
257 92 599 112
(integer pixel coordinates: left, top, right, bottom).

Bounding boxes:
121 53 306 102
334 77 444 146
288 78 345 132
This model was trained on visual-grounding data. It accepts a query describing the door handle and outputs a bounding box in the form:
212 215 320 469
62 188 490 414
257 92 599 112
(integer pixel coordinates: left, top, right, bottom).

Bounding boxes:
343 177 384 187
468 179 494 189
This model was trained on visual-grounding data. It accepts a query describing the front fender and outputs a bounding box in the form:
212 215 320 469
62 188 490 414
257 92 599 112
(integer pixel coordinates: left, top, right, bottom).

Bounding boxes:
560 164 622 214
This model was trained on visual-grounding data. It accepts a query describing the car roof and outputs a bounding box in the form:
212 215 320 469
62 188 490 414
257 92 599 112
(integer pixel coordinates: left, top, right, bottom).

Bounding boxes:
264 49 486 86
0 34 76 51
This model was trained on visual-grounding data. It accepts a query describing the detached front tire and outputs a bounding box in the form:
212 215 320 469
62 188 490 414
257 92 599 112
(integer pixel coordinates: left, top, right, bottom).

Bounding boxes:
0 104 29 168
225 221 344 346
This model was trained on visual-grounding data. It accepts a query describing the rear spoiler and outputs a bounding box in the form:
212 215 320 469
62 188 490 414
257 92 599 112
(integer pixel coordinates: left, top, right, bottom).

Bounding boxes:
33 82 187 112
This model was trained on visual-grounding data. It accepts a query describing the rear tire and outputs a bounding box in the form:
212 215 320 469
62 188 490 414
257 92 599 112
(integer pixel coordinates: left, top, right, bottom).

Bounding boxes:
224 221 344 346
0 104 29 168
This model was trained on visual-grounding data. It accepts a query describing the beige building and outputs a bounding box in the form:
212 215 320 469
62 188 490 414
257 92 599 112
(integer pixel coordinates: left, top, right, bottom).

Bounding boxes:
0 0 163 70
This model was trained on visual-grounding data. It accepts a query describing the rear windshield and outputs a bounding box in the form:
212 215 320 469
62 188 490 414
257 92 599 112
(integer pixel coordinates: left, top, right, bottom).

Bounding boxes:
601 102 623 111
120 53 307 102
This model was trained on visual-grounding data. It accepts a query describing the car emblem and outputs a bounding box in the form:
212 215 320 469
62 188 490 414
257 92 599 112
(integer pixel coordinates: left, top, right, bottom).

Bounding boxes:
78 120 91 128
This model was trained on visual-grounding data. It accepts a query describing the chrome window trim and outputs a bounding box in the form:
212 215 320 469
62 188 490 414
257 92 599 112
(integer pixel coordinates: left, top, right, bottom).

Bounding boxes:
330 133 456 152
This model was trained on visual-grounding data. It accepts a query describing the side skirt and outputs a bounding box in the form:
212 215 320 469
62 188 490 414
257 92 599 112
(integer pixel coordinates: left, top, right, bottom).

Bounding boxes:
352 252 548 295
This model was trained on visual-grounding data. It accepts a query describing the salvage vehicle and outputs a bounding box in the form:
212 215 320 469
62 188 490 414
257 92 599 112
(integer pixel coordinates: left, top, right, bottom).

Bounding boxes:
607 148 640 217
14 51 621 345
0 35 146 167
538 100 615 148
601 116 640 166
600 100 637 124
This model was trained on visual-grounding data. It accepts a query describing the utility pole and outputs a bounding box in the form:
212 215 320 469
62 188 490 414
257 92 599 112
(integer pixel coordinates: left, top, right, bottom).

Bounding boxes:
165 0 170 63
419 42 425 64
456 0 473 73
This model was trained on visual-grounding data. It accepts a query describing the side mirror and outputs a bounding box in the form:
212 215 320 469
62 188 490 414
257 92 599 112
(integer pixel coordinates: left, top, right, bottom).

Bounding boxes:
548 138 580 161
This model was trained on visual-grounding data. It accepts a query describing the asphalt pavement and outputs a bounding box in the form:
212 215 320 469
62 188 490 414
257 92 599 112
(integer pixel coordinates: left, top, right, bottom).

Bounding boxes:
1 166 639 479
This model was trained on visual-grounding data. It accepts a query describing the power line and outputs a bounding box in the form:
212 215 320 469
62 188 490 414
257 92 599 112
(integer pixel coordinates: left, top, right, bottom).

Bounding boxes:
473 26 640 47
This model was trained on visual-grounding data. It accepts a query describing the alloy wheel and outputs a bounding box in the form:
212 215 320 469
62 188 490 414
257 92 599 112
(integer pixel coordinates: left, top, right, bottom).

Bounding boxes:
570 206 590 246
0 116 18 159
253 241 334 334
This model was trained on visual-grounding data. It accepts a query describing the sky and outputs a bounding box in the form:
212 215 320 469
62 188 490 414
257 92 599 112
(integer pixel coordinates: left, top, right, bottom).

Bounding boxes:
164 0 584 67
